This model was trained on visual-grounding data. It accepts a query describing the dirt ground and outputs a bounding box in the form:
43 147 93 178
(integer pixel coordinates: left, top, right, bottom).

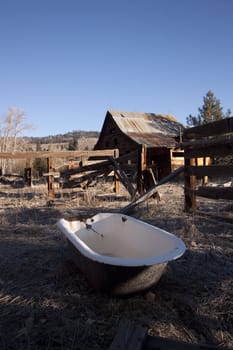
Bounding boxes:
0 180 232 350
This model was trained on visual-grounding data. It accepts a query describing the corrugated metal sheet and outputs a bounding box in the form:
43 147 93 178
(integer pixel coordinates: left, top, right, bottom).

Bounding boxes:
109 110 183 148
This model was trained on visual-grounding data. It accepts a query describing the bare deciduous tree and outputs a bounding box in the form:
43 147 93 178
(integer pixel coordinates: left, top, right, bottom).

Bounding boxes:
0 107 33 174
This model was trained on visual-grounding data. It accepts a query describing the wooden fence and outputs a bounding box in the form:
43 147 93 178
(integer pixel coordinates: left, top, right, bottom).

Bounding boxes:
183 117 233 211
0 147 164 200
0 149 119 199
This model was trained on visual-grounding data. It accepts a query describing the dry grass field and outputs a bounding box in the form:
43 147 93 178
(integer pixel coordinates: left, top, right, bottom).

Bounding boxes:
0 179 232 350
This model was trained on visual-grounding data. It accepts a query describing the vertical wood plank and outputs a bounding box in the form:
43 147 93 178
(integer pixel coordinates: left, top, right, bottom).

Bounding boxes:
24 158 32 186
113 149 120 194
184 157 196 212
47 157 55 200
137 144 147 195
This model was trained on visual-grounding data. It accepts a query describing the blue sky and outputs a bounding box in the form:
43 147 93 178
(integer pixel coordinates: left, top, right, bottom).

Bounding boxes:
0 0 233 136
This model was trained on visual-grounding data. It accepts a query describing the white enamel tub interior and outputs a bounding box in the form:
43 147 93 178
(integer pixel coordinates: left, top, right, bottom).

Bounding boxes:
57 213 186 267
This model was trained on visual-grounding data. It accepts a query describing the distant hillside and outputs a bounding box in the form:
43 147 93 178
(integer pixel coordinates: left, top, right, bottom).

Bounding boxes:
19 130 100 152
24 130 100 144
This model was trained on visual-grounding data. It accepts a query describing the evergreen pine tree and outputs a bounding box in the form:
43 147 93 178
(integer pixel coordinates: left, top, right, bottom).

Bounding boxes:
198 90 224 124
186 90 231 126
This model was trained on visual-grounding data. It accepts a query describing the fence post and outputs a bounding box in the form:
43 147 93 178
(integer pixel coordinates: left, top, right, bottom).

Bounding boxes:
47 157 55 200
137 144 147 194
184 157 196 211
113 149 120 194
24 159 32 186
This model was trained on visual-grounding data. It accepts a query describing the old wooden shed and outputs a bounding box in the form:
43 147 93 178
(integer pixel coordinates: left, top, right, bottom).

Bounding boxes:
94 110 184 190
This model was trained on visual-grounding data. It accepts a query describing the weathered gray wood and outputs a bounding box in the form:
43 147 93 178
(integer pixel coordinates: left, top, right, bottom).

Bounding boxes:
183 116 233 139
110 157 136 198
183 134 233 150
47 157 54 200
184 158 197 212
64 168 108 188
60 152 138 177
121 166 184 214
108 320 223 350
108 321 147 350
61 158 136 196
184 143 233 159
60 159 111 177
144 334 223 350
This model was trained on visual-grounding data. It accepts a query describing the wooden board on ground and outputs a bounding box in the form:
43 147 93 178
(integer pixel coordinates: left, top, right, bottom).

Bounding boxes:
108 320 227 350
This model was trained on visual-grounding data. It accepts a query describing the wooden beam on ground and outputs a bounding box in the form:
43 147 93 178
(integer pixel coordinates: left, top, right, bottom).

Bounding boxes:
108 320 223 350
120 166 184 214
144 334 223 350
108 320 147 350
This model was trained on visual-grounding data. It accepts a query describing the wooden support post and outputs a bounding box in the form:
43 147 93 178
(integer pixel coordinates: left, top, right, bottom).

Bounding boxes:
137 144 147 195
24 159 32 186
184 157 197 212
47 157 55 200
113 149 120 194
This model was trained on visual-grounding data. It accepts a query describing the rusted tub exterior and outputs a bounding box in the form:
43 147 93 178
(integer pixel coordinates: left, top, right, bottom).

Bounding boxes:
67 240 167 295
